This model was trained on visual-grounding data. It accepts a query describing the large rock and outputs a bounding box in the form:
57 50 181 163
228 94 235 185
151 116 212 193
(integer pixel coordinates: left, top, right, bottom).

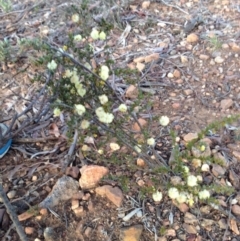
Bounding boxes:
95 185 123 207
120 225 143 241
79 165 109 189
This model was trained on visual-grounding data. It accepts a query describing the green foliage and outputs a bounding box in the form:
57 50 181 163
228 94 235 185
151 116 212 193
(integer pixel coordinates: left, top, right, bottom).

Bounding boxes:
0 39 11 62
0 0 12 13
207 35 222 50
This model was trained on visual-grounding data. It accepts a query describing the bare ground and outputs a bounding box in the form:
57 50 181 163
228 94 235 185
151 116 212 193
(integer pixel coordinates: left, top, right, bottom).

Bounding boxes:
1 0 240 241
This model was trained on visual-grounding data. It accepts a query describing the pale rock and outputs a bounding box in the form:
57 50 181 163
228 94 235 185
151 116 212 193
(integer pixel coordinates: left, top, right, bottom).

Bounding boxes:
184 212 198 224
172 102 181 109
144 53 159 63
184 89 193 95
213 152 227 166
158 237 167 241
201 219 215 230
231 43 240 52
173 69 181 78
133 56 145 63
232 205 240 215
176 79 183 84
167 72 174 78
214 56 224 63
44 227 57 241
137 179 145 186
222 43 229 49
132 118 147 132
200 205 211 214
66 166 80 179
230 219 240 234
186 33 199 43
174 202 189 213
136 62 145 72
211 164 226 177
73 206 85 217
32 175 38 181
82 193 91 201
166 229 176 237
220 98 233 110
136 158 146 167
182 224 197 234
218 218 227 229
79 165 109 189
84 227 93 237
120 225 143 241
126 85 139 99
39 176 79 208
183 133 198 142
95 185 123 207
25 227 35 235
142 1 150 9
88 200 94 212
227 144 240 152
181 55 188 63
199 54 209 60
39 208 48 216
232 151 240 161
7 190 16 199
71 199 79 210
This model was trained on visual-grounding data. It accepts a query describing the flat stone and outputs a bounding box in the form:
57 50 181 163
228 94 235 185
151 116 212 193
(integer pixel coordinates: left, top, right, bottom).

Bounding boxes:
201 219 214 231
173 69 181 78
71 199 79 210
211 164 226 177
79 165 109 189
39 176 79 208
73 206 86 217
218 218 227 229
25 227 35 235
125 85 139 99
184 212 198 225
65 166 79 179
182 224 197 234
95 185 123 207
7 190 16 199
232 151 240 161
184 89 193 95
220 98 233 110
186 33 199 43
214 56 224 63
199 54 210 60
183 133 198 142
132 118 147 132
232 205 240 216
120 225 143 241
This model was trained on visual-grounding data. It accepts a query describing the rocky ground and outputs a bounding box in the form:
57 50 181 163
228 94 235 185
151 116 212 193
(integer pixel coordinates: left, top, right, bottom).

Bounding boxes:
1 0 240 240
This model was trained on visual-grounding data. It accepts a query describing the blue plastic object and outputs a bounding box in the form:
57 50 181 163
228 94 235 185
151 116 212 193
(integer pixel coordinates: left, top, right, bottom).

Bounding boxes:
0 124 12 159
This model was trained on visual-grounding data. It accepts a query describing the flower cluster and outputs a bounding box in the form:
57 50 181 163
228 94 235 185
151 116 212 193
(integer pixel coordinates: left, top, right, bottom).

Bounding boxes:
99 65 109 81
63 68 87 97
95 107 114 124
90 29 106 40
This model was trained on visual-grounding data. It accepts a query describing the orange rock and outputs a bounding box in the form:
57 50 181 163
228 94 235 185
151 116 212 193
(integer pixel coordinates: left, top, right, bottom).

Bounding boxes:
79 165 109 189
186 33 199 43
136 158 146 167
132 118 147 132
95 185 123 207
144 53 159 63
125 85 138 99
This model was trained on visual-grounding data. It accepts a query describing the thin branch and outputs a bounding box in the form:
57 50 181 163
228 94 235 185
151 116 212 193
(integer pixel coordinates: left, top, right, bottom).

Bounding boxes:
0 181 28 241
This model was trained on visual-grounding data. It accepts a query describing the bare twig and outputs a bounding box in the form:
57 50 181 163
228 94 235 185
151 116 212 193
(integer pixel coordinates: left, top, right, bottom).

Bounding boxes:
0 181 28 241
160 0 189 15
